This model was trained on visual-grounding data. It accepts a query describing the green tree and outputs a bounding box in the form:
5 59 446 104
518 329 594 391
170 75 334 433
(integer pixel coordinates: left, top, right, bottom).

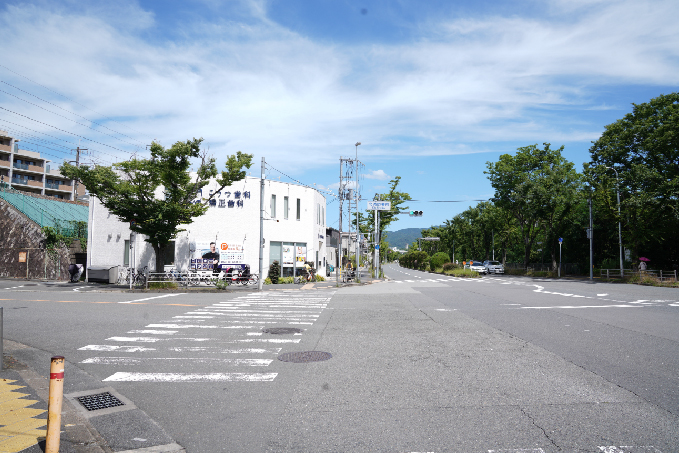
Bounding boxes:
60 138 253 272
585 93 679 268
485 143 582 268
367 176 412 263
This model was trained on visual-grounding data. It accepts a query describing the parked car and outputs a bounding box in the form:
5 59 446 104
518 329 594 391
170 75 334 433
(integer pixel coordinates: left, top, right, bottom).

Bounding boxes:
484 260 504 274
468 261 488 274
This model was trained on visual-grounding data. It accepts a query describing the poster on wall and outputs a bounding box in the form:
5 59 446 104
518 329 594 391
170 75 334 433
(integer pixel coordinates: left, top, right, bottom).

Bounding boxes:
282 245 294 266
296 246 307 263
190 240 246 272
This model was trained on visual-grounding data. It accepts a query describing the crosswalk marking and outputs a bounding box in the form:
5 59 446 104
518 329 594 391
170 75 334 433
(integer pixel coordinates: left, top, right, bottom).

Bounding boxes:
79 290 335 384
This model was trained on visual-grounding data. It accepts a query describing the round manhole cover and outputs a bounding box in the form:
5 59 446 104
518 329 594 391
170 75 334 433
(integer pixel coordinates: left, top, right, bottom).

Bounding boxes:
263 328 303 335
277 351 332 363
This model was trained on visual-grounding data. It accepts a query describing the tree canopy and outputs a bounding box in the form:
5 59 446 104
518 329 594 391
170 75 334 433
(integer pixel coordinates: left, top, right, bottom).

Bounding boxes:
60 138 253 272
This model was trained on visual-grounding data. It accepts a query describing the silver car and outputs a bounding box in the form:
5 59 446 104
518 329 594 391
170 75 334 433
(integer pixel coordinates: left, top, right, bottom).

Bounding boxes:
468 261 488 274
484 260 505 274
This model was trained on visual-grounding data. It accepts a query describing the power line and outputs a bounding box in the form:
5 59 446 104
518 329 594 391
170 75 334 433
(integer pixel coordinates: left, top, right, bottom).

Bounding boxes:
0 107 128 160
0 64 150 140
0 80 146 147
0 88 143 150
0 119 116 165
264 162 338 199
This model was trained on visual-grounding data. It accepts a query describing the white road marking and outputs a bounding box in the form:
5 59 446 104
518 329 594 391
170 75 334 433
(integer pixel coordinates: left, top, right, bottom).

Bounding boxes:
119 293 186 303
488 449 545 453
128 330 178 335
79 345 156 352
81 357 273 366
520 305 643 309
146 324 255 329
103 372 278 382
167 347 281 353
597 293 609 296
599 447 663 453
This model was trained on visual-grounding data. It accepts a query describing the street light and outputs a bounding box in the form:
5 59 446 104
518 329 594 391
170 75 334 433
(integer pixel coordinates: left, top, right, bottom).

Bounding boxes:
605 166 624 278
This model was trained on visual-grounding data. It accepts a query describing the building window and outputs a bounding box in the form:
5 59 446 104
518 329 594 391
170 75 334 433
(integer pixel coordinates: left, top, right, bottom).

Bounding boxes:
164 241 175 266
284 196 289 220
296 198 301 220
124 240 130 266
270 194 276 219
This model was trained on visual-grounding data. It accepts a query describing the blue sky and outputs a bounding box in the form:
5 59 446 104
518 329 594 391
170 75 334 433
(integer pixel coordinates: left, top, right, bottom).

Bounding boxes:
0 0 677 231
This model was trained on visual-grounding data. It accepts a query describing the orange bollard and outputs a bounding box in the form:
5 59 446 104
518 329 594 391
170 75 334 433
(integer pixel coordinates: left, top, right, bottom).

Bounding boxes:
45 356 65 453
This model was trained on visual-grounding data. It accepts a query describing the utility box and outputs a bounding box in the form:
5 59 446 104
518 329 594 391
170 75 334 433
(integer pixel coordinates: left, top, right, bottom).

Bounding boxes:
87 266 118 283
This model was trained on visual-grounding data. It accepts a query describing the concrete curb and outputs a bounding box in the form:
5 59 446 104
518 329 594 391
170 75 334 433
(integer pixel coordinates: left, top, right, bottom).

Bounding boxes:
3 340 184 453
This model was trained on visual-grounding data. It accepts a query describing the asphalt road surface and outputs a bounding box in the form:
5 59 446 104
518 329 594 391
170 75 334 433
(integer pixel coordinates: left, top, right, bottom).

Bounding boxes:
2 266 677 453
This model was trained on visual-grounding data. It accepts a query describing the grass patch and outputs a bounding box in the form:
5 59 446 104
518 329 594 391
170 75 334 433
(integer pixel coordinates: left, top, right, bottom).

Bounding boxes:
148 282 179 290
442 268 480 278
626 274 678 287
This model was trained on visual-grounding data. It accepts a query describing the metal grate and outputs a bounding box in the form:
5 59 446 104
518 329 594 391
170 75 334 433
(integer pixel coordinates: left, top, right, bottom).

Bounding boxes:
263 328 303 335
278 351 332 363
76 392 125 411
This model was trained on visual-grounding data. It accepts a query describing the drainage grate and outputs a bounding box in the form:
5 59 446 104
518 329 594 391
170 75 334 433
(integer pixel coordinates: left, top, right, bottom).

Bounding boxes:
278 351 332 363
76 392 125 411
263 327 303 335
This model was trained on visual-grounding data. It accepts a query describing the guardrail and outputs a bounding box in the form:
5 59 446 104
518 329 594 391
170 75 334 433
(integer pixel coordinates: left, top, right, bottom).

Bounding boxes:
600 268 677 282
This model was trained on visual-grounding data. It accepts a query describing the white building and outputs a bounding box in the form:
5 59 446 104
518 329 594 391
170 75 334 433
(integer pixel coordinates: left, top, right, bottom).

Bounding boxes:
87 176 327 279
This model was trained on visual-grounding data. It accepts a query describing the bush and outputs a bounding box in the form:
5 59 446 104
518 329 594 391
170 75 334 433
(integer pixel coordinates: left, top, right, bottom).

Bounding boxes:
315 274 325 282
268 261 280 284
430 252 450 271
442 262 457 272
264 277 272 285
443 268 480 278
279 276 294 284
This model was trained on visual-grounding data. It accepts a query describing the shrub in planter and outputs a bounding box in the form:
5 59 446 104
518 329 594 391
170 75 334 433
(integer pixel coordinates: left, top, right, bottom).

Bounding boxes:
442 262 456 272
268 261 280 284
430 252 450 271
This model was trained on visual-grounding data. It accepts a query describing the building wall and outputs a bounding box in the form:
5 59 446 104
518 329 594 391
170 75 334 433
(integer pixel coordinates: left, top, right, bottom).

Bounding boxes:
0 197 70 279
87 176 327 278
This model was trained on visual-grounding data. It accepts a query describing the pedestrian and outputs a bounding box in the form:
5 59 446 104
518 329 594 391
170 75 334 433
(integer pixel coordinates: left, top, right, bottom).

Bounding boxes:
639 259 647 271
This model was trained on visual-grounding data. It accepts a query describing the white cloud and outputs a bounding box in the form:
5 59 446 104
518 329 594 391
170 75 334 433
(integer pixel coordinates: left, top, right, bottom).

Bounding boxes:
0 0 675 175
364 169 390 180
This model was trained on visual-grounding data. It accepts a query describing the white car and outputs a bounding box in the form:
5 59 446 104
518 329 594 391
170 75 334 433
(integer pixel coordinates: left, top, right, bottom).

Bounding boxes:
484 260 505 274
468 261 488 274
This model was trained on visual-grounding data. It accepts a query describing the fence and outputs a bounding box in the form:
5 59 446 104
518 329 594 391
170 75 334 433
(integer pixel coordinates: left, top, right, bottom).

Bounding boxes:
600 269 677 282
504 262 582 275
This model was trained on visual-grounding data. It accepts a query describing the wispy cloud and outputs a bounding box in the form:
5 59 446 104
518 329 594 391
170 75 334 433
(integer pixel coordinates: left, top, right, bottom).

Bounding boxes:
0 0 676 175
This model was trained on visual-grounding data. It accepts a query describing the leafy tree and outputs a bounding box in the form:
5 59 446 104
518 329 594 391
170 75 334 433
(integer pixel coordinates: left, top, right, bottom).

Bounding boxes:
485 143 582 268
584 93 679 268
61 138 253 272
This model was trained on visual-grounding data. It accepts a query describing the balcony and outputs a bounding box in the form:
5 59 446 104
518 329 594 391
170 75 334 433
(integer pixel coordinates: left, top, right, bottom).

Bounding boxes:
45 181 71 192
11 177 28 185
13 162 29 170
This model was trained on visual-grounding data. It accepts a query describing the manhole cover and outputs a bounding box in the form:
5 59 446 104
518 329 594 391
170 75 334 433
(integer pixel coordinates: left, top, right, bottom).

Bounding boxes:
263 328 303 335
76 392 125 411
278 351 332 363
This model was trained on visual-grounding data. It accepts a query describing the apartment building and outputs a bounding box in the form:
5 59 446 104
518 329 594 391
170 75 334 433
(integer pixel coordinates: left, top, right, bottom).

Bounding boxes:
0 131 81 200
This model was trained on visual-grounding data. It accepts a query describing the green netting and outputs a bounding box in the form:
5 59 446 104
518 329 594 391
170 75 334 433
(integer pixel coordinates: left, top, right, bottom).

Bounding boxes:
0 184 88 236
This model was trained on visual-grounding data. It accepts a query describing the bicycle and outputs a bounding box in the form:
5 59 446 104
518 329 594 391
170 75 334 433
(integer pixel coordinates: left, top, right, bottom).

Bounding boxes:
129 266 148 287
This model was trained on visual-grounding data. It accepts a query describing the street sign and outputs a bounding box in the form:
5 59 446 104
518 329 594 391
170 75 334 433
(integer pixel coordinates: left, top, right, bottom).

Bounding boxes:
375 245 380 250
367 201 391 210
558 237 563 243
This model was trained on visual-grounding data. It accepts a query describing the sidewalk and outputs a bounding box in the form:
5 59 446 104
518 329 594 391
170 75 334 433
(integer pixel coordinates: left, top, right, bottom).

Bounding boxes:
0 340 184 453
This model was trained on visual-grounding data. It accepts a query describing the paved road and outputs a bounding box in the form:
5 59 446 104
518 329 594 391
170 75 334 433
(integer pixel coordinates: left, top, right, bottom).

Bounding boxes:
2 267 677 452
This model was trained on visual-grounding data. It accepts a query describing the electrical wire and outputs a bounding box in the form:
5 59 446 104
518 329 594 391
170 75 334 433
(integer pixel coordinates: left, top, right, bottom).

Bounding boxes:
0 88 143 150
0 64 150 140
0 107 128 159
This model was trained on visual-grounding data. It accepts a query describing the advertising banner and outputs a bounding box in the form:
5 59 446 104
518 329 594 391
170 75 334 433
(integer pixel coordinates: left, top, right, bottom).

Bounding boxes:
282 245 294 266
296 246 307 263
190 240 246 271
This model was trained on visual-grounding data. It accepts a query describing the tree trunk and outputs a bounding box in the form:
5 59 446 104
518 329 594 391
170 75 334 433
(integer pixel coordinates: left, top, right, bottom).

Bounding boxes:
151 243 164 274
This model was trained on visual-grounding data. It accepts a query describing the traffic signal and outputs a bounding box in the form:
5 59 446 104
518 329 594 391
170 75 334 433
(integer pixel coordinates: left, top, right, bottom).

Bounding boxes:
409 211 423 217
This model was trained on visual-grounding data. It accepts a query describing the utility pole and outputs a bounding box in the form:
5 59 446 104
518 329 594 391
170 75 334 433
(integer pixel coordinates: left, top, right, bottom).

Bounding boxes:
73 146 87 201
337 159 342 287
258 157 265 291
355 142 361 278
589 196 593 281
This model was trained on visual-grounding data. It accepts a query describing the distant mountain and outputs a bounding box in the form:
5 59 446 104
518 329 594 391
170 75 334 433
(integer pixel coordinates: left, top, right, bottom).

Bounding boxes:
384 228 424 250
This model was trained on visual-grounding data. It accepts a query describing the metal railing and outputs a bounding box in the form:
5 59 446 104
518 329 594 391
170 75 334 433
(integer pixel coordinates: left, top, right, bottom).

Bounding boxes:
600 268 677 282
13 162 29 170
